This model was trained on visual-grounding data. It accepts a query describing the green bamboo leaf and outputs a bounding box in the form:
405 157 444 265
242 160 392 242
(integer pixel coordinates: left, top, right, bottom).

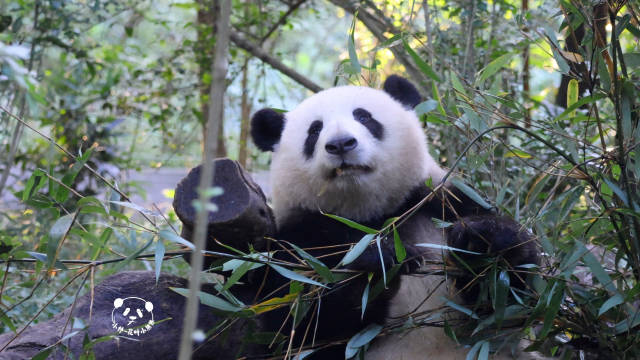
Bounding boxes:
269 264 328 288
345 324 383 359
289 243 334 282
540 281 565 337
110 200 161 217
477 53 514 84
431 218 453 228
494 270 510 329
552 48 570 74
465 340 483 360
393 227 406 262
375 235 386 285
112 236 154 273
47 213 75 268
567 79 579 118
443 297 479 319
0 311 15 332
323 213 378 234
32 349 53 360
22 169 45 201
603 178 629 206
56 148 93 203
414 99 438 116
347 34 361 75
341 234 375 265
361 281 370 320
154 239 165 284
450 178 492 209
416 243 481 255
171 287 242 312
158 230 194 250
624 53 640 68
478 341 490 360
598 293 624 317
450 71 467 97
223 260 255 291
402 38 441 82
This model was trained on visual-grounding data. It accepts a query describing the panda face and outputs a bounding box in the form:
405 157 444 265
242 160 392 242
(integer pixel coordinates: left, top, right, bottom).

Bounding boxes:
253 77 446 224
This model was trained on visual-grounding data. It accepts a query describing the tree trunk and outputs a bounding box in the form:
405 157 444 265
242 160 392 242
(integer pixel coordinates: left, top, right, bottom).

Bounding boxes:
196 0 226 157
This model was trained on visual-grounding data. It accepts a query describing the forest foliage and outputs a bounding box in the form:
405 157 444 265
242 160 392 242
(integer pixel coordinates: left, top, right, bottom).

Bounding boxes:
1 0 640 359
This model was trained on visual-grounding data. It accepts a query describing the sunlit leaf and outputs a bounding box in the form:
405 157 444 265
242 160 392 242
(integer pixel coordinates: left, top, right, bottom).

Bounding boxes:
477 53 514 84
402 38 440 82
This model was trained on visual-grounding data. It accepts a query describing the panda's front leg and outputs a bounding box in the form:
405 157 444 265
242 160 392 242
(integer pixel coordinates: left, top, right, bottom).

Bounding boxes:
446 215 539 301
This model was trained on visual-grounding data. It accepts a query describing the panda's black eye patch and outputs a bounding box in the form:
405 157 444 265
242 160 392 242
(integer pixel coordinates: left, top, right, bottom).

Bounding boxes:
304 120 323 159
353 108 384 140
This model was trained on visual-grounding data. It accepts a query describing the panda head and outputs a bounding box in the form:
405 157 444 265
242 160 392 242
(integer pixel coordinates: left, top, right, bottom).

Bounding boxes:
252 75 446 224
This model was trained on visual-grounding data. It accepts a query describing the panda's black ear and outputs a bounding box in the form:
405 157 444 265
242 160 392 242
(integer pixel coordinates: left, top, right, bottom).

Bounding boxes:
251 108 285 152
383 75 421 109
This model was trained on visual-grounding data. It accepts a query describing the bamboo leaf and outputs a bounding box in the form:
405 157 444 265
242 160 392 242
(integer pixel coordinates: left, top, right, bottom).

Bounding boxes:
341 234 375 265
402 38 441 82
345 324 383 358
289 243 334 282
154 239 165 284
443 297 479 319
393 227 406 262
494 270 510 329
567 79 579 118
375 235 386 285
269 264 328 288
598 293 624 317
158 230 195 250
361 281 370 320
416 243 481 255
323 213 378 234
171 287 242 312
450 178 492 209
477 53 514 84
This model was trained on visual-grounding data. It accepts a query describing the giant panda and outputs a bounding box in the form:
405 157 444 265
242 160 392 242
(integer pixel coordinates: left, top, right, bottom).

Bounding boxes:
247 75 540 359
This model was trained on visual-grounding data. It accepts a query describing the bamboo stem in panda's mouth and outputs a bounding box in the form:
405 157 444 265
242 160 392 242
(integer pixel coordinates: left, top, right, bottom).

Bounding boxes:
329 164 373 179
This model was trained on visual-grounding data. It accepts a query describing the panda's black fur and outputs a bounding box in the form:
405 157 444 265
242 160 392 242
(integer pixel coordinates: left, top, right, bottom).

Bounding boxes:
234 76 539 359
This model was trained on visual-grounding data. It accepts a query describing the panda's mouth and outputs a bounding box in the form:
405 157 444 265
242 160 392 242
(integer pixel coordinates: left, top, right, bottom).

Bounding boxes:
330 163 373 178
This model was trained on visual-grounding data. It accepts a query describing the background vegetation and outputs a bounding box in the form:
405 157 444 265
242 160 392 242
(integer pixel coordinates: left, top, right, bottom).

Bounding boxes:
1 0 640 359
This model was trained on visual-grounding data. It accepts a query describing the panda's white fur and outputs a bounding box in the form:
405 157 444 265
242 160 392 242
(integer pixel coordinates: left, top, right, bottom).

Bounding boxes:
270 85 446 226
262 81 543 360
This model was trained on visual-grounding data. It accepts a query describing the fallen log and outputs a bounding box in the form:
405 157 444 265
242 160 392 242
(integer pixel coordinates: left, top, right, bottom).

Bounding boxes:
173 158 275 267
0 271 260 360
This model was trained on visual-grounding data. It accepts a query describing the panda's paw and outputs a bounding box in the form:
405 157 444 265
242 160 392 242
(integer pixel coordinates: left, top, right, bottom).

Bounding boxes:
446 215 538 301
447 215 537 265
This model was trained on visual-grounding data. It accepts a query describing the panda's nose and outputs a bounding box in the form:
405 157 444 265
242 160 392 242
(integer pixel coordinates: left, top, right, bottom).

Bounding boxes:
325 136 358 155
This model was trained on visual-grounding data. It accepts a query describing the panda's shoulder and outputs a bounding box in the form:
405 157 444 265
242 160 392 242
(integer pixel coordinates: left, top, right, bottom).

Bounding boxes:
399 180 495 220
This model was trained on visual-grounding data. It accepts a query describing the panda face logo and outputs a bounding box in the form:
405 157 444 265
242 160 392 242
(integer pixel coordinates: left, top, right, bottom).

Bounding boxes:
111 297 155 336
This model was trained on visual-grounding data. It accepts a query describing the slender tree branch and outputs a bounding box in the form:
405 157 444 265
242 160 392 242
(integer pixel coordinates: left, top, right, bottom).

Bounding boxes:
178 0 230 358
230 31 323 93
